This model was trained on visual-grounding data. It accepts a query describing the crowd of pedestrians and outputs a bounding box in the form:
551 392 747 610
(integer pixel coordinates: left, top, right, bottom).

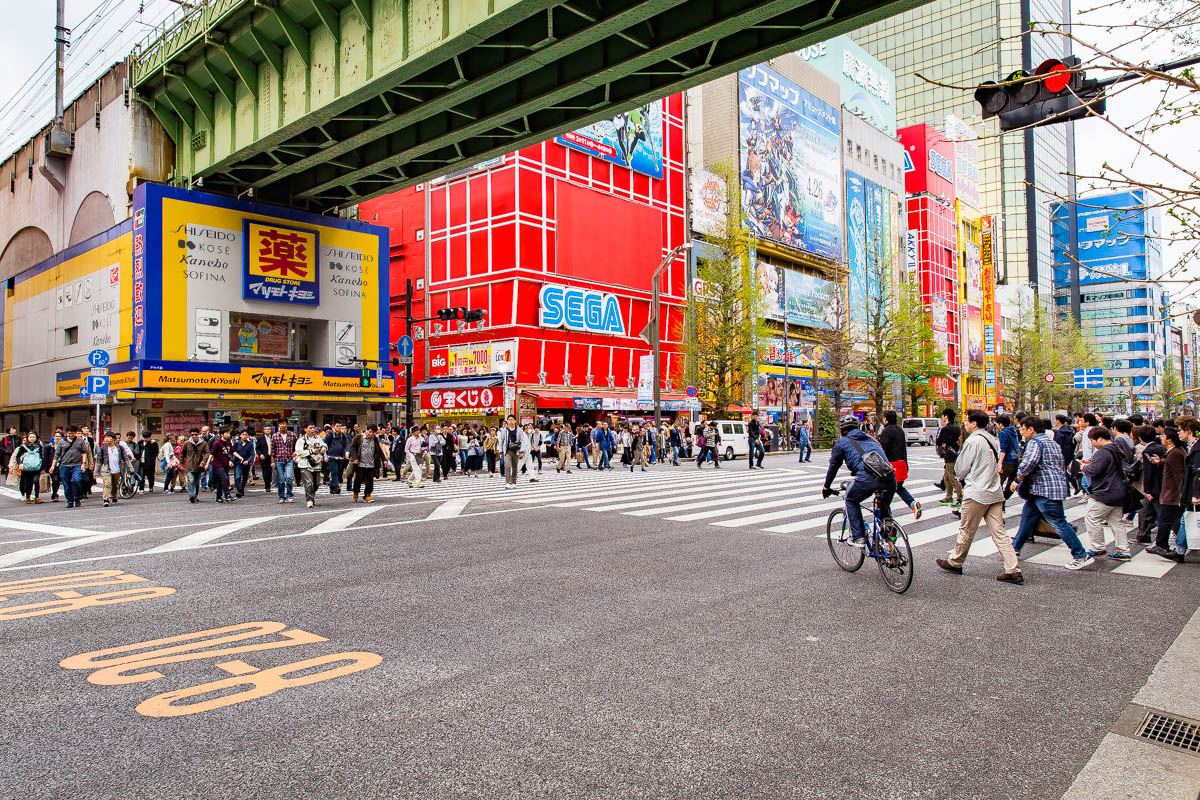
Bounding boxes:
7 415 801 507
12 407 1192 583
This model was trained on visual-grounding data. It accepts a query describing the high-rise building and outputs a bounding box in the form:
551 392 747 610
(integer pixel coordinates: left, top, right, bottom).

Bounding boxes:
854 0 1076 298
1051 190 1165 413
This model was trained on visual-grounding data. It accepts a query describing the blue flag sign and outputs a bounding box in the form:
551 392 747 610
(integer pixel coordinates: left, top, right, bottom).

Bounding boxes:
1073 368 1103 390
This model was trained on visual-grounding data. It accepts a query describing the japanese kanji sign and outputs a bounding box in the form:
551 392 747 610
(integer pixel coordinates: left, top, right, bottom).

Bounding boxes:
243 221 320 306
421 388 503 415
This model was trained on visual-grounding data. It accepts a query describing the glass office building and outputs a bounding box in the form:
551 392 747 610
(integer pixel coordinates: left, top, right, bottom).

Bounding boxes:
855 0 1075 300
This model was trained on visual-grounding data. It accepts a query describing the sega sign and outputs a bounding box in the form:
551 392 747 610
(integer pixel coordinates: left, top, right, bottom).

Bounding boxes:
928 149 954 184
538 284 626 335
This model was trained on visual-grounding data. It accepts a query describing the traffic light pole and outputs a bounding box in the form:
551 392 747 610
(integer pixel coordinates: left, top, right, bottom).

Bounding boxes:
397 287 487 431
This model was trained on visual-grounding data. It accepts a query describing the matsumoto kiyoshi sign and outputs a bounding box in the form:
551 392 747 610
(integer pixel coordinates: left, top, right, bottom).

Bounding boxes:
538 284 626 335
243 221 320 305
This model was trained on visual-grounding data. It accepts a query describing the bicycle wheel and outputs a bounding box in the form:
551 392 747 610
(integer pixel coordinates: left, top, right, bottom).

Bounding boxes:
876 520 914 594
119 480 136 500
826 508 865 573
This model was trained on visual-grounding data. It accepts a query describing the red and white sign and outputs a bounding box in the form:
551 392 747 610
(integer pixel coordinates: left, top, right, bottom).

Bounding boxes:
1044 372 1056 383
421 387 502 414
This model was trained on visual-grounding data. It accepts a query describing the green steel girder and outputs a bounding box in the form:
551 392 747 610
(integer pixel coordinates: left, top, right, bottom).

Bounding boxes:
310 0 340 38
129 0 931 209
176 74 216 127
248 25 285 77
219 43 259 98
203 57 238 106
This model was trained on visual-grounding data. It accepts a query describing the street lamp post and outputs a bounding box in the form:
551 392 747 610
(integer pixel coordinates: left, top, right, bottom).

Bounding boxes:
652 242 691 428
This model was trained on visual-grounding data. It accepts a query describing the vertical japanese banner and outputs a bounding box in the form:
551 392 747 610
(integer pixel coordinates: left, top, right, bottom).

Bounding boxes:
845 173 866 328
637 354 654 403
131 185 148 360
865 180 884 316
981 216 997 405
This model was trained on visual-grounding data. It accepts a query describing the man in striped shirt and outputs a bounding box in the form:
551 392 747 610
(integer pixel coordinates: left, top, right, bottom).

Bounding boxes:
1009 416 1094 570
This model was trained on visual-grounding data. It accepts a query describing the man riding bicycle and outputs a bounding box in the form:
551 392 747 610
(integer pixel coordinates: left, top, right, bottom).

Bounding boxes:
822 414 896 547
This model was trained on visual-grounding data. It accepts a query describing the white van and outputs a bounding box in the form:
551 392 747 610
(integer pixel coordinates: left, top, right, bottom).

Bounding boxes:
707 420 751 461
902 417 941 446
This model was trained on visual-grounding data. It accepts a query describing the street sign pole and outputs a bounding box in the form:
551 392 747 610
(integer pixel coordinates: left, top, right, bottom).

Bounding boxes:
404 278 415 430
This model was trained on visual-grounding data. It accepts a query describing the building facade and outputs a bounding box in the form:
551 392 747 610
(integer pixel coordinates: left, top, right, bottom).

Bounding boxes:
0 183 392 435
687 54 845 421
360 94 691 427
1052 190 1165 412
854 0 1076 299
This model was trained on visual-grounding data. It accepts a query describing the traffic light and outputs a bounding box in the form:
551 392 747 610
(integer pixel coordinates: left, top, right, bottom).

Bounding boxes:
464 309 486 323
974 57 1105 131
359 367 371 388
435 307 468 321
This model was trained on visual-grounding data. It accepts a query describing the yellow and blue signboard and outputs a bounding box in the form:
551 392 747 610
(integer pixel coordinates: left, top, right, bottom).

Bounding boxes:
2 182 390 406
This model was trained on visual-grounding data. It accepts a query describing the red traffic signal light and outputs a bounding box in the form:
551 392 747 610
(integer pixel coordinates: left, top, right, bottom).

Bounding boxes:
1036 59 1072 93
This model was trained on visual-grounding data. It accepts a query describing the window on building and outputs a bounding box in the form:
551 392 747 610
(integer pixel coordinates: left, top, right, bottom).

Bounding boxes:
228 314 311 363
1132 288 1148 298
64 326 78 346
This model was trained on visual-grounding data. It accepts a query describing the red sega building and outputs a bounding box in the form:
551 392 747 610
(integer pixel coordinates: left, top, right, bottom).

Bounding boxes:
359 95 690 425
899 123 960 404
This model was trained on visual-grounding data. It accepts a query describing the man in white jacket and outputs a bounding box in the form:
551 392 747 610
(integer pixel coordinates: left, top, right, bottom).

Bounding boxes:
936 409 1025 584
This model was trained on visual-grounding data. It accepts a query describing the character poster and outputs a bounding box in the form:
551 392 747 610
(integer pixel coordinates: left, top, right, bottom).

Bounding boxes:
968 305 984 369
739 65 842 261
556 102 664 179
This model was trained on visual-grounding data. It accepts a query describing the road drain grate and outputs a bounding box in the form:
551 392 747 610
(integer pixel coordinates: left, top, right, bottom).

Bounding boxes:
1136 712 1200 753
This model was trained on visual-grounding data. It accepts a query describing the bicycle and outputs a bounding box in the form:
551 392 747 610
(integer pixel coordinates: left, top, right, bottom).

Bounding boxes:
826 480 914 594
118 470 141 500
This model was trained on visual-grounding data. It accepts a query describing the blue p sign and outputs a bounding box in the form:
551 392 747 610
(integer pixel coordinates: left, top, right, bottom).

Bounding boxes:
87 375 110 396
88 349 110 367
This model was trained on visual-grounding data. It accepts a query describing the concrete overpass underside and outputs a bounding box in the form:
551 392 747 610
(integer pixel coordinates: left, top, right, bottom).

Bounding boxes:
131 0 925 209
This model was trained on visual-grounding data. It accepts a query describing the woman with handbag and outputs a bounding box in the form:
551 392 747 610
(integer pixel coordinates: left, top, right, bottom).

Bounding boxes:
14 431 45 504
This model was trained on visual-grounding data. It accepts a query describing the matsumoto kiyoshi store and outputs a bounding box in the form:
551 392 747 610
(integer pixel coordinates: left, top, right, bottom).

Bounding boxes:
0 183 393 436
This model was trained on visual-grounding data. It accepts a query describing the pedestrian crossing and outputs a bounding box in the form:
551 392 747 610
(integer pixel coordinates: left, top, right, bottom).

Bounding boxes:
354 459 1184 580
0 455 1187 579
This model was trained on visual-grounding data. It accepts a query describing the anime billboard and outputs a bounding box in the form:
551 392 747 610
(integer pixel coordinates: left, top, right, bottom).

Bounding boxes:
556 102 664 179
739 65 842 261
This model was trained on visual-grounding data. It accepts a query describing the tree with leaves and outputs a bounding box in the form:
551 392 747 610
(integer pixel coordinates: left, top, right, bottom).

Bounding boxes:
891 282 949 415
679 162 768 415
1159 356 1184 414
810 268 855 418
853 241 899 424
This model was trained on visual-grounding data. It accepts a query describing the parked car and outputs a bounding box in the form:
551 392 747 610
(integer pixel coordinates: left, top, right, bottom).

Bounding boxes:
902 417 941 446
713 420 751 461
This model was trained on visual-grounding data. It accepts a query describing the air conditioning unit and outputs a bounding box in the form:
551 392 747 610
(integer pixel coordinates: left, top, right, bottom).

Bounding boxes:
45 128 74 160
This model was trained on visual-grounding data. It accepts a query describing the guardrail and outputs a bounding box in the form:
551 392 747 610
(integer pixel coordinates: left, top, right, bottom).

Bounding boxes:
128 0 251 87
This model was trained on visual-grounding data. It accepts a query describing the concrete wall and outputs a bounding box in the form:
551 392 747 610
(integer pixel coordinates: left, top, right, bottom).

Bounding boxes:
0 62 174 284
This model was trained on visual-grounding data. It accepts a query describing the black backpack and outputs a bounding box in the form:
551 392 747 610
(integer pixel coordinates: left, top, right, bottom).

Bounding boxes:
849 439 895 481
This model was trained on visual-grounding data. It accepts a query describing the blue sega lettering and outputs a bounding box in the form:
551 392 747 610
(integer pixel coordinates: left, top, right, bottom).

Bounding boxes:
538 284 626 335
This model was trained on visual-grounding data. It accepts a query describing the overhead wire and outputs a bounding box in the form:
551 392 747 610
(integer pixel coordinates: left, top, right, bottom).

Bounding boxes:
0 0 178 161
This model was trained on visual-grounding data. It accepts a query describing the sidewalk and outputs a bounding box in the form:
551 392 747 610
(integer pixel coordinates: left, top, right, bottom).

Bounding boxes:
1062 605 1200 799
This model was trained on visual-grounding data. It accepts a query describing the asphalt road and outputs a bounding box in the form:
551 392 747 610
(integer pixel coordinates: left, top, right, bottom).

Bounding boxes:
0 451 1195 799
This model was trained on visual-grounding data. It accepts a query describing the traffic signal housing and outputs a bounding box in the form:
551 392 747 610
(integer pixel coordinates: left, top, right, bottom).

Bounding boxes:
464 309 486 323
359 367 371 388
974 57 1106 131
